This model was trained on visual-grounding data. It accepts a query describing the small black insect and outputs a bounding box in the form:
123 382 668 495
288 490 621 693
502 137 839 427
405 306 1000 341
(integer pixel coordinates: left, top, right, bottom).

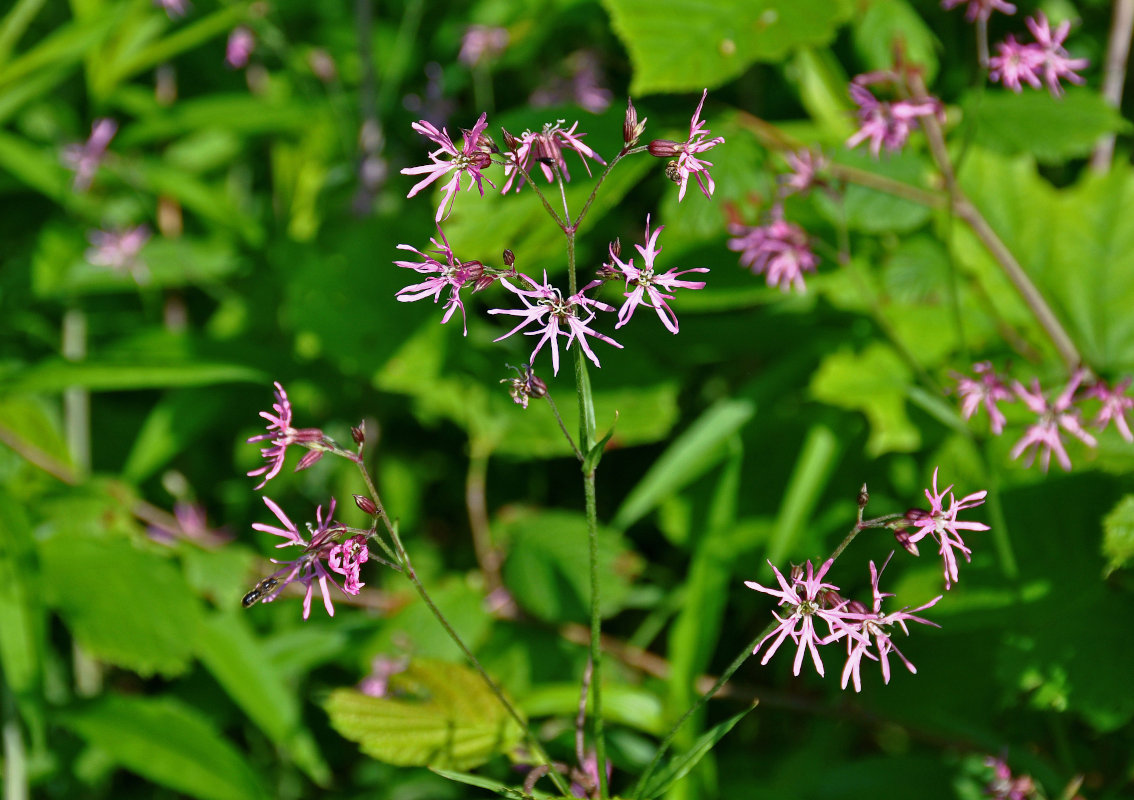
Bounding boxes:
241 576 279 608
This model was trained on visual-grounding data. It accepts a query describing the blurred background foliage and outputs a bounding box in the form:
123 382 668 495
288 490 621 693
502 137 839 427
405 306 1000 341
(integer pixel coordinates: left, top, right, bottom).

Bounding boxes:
1 0 1133 798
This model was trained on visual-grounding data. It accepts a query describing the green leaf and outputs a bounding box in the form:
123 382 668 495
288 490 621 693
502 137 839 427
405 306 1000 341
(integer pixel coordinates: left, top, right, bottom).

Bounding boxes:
602 0 853 95
583 411 619 473
0 488 46 696
810 342 919 456
520 683 665 735
324 659 523 770
430 768 539 799
1101 494 1134 577
963 88 1131 164
58 695 267 800
123 388 232 482
500 509 639 623
638 706 755 798
852 0 939 84
765 423 841 569
38 530 201 677
0 358 264 394
613 399 755 531
196 612 331 785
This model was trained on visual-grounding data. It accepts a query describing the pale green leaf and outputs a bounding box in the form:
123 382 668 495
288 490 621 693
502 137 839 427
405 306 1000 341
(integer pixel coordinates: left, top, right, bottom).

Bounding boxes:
1101 494 1134 577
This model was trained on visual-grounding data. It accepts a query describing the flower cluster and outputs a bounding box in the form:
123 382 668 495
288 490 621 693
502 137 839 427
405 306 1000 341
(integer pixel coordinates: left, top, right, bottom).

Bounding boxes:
243 384 375 618
746 470 986 690
727 214 818 293
846 72 944 158
396 96 718 378
953 364 1131 471
989 13 1089 97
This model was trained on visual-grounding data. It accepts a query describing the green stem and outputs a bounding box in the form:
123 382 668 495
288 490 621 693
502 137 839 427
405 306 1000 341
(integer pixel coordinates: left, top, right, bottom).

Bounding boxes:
355 461 572 797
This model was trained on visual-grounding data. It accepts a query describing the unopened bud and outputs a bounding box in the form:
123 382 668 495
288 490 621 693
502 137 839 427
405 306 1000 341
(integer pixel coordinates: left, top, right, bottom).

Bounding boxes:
857 483 869 510
789 563 804 583
502 127 519 151
477 131 497 153
894 528 920 557
817 588 845 609
351 423 365 445
473 274 497 292
502 249 515 267
623 97 646 147
610 237 621 259
648 139 682 158
353 494 378 515
528 372 548 398
295 449 323 472
845 599 869 615
462 260 485 282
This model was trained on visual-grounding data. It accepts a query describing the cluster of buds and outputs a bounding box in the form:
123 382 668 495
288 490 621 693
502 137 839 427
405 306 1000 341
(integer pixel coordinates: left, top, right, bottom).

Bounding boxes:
953 363 1132 471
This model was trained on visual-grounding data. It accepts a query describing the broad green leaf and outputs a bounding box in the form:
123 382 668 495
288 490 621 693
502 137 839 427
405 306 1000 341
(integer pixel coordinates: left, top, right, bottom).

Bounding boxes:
613 399 755 530
325 658 523 770
59 695 267 800
1101 494 1134 577
810 342 919 456
38 529 201 677
0 358 263 394
602 0 854 95
816 148 933 234
638 705 756 799
0 489 45 696
196 612 331 785
852 0 939 83
963 88 1130 164
499 508 639 623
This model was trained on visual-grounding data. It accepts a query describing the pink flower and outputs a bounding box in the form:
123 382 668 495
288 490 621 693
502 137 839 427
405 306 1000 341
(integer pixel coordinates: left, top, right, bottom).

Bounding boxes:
226 26 254 69
250 497 360 619
246 382 327 489
840 554 941 692
983 757 1038 800
358 655 409 698
607 215 708 333
401 113 495 222
394 230 484 334
647 89 725 201
990 13 1088 97
62 118 117 192
780 148 827 196
1010 371 1097 472
489 273 622 376
458 25 509 66
1026 13 1090 96
1086 378 1134 442
953 361 1014 434
846 81 943 157
941 0 1016 22
906 468 989 589
727 215 818 293
328 534 370 594
85 225 151 282
529 50 613 115
501 120 605 192
744 559 866 677
155 0 190 17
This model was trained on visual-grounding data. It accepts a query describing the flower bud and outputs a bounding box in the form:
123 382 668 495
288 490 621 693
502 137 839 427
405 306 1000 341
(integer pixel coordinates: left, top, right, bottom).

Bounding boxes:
857 483 869 510
353 494 378 515
845 599 869 615
502 248 515 267
502 127 519 151
789 563 804 583
623 97 647 147
295 449 323 471
894 527 920 557
473 274 497 292
528 371 548 398
609 237 621 259
351 423 366 445
648 139 682 158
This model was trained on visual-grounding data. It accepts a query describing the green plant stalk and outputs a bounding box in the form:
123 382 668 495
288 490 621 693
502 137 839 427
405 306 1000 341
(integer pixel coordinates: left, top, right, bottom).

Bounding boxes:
565 218 609 799
354 460 573 797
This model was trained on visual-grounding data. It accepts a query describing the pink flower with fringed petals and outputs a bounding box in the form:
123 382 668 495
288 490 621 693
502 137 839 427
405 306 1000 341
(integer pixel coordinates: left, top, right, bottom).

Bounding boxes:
906 468 989 589
1010 370 1096 472
401 113 495 221
608 215 708 333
